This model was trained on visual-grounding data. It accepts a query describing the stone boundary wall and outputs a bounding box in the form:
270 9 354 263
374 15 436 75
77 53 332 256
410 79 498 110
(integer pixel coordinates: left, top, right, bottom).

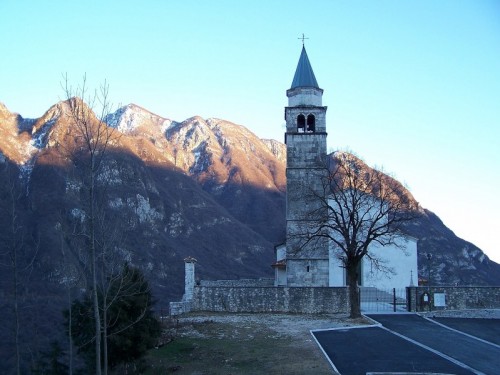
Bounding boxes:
169 301 191 316
407 286 500 312
199 278 274 287
190 286 349 314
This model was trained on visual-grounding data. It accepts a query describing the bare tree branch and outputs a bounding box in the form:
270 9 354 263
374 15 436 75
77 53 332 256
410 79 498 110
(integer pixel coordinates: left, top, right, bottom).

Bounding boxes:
290 151 418 317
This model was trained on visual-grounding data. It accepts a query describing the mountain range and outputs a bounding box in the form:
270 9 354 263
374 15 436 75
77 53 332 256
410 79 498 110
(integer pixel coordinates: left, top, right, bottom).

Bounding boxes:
1 99 499 371
2 99 500 292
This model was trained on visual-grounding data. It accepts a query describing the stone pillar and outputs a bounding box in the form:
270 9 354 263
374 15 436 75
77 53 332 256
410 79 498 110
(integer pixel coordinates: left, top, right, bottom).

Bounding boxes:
182 256 197 302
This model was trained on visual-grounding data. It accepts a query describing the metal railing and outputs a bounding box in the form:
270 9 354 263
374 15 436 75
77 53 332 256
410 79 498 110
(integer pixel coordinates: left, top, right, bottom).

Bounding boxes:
360 287 408 312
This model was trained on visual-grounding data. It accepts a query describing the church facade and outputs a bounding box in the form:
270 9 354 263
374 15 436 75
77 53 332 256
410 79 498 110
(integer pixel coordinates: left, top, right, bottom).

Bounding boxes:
274 46 418 291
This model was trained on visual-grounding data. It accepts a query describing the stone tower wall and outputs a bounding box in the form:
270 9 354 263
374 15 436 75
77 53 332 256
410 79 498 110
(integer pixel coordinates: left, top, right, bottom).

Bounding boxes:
285 106 327 134
284 87 329 286
183 261 196 302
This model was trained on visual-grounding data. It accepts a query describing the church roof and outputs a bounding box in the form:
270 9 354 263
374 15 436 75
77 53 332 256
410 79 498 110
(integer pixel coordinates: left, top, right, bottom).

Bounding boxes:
290 46 319 89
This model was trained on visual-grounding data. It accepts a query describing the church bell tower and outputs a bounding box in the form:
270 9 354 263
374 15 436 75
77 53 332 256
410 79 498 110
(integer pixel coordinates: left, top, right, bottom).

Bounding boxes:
284 45 329 286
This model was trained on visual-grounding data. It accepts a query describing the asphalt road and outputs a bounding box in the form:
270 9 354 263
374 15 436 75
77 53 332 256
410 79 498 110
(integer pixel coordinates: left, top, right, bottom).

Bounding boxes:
312 313 500 375
370 314 500 375
431 317 500 346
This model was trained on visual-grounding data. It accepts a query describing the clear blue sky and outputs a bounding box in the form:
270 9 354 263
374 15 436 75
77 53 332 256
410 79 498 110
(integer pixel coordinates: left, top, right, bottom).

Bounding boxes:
2 1 500 263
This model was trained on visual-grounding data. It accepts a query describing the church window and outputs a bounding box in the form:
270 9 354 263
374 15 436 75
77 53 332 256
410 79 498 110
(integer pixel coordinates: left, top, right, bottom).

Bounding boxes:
306 266 310 272
307 114 315 132
297 114 305 133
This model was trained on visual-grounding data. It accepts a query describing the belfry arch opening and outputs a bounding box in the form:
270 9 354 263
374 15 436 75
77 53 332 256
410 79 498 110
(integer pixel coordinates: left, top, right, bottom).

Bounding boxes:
297 114 306 133
307 114 315 132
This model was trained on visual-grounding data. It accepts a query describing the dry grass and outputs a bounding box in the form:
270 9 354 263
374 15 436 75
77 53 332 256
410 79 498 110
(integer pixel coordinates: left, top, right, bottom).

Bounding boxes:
145 312 369 375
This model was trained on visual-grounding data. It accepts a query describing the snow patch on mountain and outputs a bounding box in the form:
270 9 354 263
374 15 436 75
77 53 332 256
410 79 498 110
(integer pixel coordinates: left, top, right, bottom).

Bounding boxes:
109 197 124 209
210 122 231 154
105 104 172 134
262 139 286 163
31 118 56 149
128 194 163 224
105 105 139 132
98 162 122 185
66 179 82 194
16 107 62 188
70 208 86 223
190 142 211 174
161 120 174 135
167 212 184 237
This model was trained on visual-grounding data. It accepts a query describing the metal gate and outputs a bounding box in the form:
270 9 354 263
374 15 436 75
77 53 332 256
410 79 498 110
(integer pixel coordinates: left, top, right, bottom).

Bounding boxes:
360 287 408 312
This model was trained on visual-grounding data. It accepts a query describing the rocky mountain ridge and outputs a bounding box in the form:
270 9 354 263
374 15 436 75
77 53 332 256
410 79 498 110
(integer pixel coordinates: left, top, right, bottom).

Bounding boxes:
1 99 499 303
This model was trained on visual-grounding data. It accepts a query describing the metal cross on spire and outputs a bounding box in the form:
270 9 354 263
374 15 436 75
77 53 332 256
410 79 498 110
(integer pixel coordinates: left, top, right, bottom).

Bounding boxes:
298 33 309 46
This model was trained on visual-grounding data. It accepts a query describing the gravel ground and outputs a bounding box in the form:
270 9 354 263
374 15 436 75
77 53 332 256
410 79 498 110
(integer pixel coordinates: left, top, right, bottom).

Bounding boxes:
158 313 370 374
173 312 369 339
171 309 500 340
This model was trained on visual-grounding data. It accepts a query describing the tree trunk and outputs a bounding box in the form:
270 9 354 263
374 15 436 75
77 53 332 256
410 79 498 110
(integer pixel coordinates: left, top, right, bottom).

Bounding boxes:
92 265 101 375
103 306 108 375
10 187 21 375
67 287 73 375
347 264 361 318
90 174 102 375
14 251 20 375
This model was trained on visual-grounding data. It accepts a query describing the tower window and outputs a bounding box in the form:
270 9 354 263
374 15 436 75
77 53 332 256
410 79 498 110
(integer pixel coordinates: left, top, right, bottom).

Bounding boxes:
297 114 305 133
306 266 310 272
307 114 315 132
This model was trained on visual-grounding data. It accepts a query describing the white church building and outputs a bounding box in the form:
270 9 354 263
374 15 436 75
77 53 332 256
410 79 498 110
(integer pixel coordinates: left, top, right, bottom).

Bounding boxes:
273 45 418 291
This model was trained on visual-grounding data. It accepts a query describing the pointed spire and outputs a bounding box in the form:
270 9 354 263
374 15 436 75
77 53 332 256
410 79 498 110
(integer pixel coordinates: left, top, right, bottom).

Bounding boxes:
290 46 319 89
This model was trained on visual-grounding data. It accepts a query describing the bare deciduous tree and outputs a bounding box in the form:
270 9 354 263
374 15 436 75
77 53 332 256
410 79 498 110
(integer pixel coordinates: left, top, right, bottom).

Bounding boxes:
56 217 85 375
294 152 418 318
61 76 157 375
62 74 117 375
0 164 38 375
